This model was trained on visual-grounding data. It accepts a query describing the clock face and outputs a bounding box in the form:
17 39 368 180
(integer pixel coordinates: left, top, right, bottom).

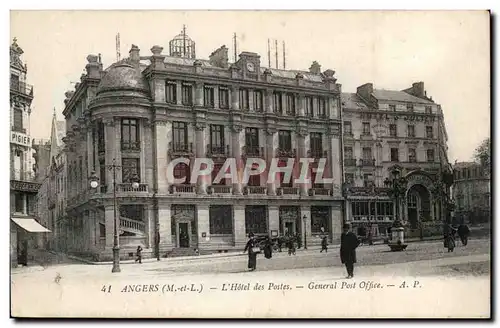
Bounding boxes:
246 62 255 72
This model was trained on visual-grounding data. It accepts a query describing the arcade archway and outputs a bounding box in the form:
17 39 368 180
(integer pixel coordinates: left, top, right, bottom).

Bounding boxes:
406 184 431 229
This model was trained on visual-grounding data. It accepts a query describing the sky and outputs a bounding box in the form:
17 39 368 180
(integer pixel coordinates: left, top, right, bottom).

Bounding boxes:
9 10 490 162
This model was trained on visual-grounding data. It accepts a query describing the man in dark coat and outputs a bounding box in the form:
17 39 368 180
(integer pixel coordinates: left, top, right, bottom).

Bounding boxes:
243 233 258 271
457 224 471 246
263 236 273 259
340 223 360 278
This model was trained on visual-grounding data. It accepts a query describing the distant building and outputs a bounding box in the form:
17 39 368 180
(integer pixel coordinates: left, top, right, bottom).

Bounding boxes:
452 162 491 224
35 111 67 251
60 27 343 261
341 82 452 238
10 38 50 267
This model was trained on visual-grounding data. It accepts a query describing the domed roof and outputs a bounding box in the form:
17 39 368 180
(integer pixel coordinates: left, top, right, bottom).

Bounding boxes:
96 61 150 98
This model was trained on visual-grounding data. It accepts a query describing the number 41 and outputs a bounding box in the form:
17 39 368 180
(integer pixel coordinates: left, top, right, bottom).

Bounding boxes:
101 285 112 293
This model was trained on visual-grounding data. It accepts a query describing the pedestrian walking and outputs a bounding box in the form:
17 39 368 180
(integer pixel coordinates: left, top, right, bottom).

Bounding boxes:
135 245 143 264
287 237 296 256
457 224 470 246
340 223 360 279
320 236 328 253
243 233 259 271
277 237 283 252
444 225 456 252
263 236 273 259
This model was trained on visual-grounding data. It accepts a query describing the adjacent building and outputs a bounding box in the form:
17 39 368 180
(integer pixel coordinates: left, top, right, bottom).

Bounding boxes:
341 82 453 238
10 38 49 267
452 161 491 224
61 29 344 261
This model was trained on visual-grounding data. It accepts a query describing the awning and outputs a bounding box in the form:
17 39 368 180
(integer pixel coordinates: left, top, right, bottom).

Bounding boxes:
11 218 51 233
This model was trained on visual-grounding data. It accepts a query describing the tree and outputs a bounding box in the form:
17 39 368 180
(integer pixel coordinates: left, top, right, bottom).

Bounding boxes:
474 138 490 173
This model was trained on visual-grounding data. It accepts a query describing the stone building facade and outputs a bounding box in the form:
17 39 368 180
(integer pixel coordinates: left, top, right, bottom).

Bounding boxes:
452 162 491 224
10 38 49 267
61 30 344 261
341 82 452 238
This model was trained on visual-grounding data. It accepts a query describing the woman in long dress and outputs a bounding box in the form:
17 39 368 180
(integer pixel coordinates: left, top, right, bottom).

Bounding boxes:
243 233 258 271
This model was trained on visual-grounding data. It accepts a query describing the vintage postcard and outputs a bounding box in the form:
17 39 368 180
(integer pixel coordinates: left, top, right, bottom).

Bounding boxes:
9 10 491 318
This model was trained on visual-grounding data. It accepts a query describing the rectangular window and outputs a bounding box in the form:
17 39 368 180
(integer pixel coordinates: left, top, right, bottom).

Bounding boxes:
245 205 268 234
427 149 435 162
278 130 292 151
344 147 353 159
10 74 20 91
209 205 233 235
210 125 225 149
390 148 399 162
97 122 105 153
173 161 190 184
407 103 414 111
99 158 106 187
310 132 323 157
286 94 296 116
172 121 188 151
181 83 193 106
362 147 372 160
239 89 249 110
426 126 434 138
14 192 24 213
425 106 432 114
211 163 226 185
165 81 177 104
245 128 259 155
318 98 326 117
344 121 352 135
122 158 140 183
121 118 140 150
218 87 229 109
273 92 282 113
253 90 263 112
13 108 23 132
407 125 415 137
389 124 397 137
203 86 214 108
408 148 417 162
351 201 369 221
389 104 396 111
362 122 371 135
376 202 394 221
305 96 313 117
311 206 329 234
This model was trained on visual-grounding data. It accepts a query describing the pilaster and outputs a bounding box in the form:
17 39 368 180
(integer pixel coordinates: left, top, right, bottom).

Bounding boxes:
195 123 208 194
268 205 279 237
103 118 115 192
104 205 115 248
231 123 243 195
300 206 312 240
330 205 343 244
233 205 246 247
197 204 210 249
158 204 172 252
266 128 277 196
231 86 240 110
154 120 169 194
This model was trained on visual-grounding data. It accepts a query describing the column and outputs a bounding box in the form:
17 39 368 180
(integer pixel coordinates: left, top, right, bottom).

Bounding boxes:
248 90 254 111
268 205 279 237
330 205 343 244
265 89 273 114
155 121 169 194
114 119 122 183
104 205 115 248
103 118 116 192
266 129 277 196
88 210 97 250
197 205 210 249
195 123 208 194
22 193 27 215
213 86 219 110
143 205 154 248
231 125 243 195
233 205 246 247
143 120 154 187
300 206 312 242
158 204 172 252
195 82 204 107
231 86 240 110
176 82 182 106
297 130 308 196
297 94 305 117
329 133 342 194
86 126 94 175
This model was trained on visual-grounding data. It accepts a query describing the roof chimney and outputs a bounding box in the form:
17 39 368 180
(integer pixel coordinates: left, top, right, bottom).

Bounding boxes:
356 83 373 101
129 44 140 64
412 82 425 98
209 45 229 69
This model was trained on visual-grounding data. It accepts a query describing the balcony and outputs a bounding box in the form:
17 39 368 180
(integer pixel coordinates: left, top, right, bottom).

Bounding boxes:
121 141 140 151
10 169 36 182
120 216 146 234
309 188 331 196
242 146 264 158
278 186 299 196
276 148 296 158
308 149 327 159
359 158 376 167
10 81 33 97
244 186 267 195
168 142 194 158
170 184 196 194
11 126 26 134
207 144 229 157
208 185 233 195
344 158 357 166
116 183 149 193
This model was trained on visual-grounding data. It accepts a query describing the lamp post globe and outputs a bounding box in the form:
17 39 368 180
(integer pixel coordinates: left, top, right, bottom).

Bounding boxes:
89 171 99 189
130 173 140 190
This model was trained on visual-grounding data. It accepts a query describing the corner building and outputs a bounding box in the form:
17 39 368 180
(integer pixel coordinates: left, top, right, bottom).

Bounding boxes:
62 31 343 260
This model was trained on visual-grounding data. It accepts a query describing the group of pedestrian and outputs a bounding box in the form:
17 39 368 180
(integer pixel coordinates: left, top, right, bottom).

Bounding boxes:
444 223 470 252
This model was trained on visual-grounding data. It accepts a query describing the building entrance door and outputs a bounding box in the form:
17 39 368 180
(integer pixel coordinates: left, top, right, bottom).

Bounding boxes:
178 222 190 248
284 221 295 236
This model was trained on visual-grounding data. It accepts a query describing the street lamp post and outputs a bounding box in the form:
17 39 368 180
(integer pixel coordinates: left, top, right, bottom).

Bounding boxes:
384 166 408 251
302 215 308 250
89 159 140 273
